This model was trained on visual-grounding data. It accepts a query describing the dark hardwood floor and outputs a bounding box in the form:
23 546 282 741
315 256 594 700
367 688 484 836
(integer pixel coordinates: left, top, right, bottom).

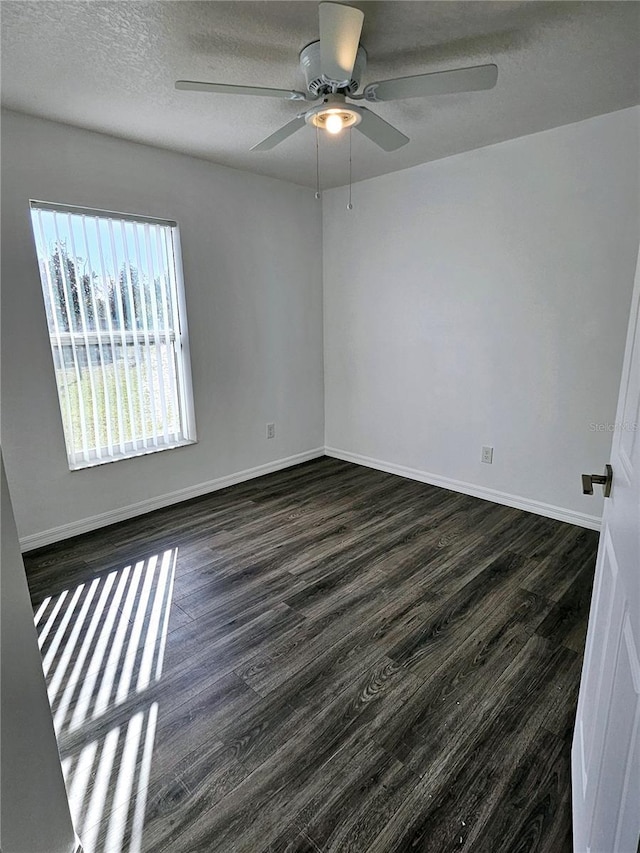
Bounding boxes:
23 457 599 853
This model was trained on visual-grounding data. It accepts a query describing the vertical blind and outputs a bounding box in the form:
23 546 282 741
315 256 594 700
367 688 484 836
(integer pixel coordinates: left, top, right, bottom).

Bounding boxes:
30 202 196 469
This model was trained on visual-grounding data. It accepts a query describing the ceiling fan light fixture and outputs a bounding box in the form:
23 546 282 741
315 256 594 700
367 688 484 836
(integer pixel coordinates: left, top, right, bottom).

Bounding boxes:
306 97 362 135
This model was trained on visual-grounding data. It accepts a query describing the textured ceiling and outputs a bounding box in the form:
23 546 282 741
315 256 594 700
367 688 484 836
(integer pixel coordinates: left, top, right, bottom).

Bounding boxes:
1 1 639 189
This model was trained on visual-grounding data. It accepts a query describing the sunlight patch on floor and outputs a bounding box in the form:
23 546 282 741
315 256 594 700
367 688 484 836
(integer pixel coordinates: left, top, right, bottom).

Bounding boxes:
35 549 177 853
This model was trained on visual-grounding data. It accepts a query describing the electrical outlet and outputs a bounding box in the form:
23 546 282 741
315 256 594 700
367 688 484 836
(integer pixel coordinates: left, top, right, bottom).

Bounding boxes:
266 422 276 440
481 445 493 464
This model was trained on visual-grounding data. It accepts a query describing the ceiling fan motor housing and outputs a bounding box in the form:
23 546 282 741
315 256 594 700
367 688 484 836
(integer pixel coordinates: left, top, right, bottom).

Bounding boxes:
300 41 367 96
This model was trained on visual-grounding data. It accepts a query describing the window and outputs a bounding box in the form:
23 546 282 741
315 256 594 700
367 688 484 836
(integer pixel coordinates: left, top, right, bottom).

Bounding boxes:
30 201 196 469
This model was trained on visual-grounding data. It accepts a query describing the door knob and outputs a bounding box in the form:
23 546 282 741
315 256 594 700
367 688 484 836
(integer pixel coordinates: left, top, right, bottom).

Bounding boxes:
582 464 613 498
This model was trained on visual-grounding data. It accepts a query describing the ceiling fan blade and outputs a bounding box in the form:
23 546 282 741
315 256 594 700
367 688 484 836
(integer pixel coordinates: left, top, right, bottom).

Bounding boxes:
319 2 364 85
355 107 409 151
176 80 307 101
250 116 306 151
360 63 498 102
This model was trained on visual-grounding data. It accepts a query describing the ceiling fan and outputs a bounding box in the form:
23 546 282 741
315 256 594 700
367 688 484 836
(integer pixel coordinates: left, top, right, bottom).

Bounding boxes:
176 2 498 153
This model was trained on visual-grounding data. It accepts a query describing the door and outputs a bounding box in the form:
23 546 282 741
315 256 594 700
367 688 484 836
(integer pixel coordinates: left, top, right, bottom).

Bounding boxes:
572 245 640 853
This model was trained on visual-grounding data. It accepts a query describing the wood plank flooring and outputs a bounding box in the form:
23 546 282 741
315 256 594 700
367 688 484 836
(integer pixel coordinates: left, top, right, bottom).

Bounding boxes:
23 457 599 853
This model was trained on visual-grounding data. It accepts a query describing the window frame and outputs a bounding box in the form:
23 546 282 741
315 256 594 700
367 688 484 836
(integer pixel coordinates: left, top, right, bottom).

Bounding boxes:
30 200 197 470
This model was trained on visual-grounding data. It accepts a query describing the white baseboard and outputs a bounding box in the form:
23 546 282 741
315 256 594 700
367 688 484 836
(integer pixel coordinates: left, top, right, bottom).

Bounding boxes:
325 446 602 531
20 447 325 552
20 443 601 551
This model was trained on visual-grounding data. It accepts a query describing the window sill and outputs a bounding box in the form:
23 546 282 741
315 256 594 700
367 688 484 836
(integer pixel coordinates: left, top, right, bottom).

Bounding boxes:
69 438 197 471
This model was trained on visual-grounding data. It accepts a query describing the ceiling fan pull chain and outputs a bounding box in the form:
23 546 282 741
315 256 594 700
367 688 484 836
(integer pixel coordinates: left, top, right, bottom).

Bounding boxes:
347 128 353 210
315 126 321 199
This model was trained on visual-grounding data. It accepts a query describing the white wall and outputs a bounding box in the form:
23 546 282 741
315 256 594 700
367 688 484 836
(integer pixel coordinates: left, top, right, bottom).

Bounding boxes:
3 107 638 543
0 452 77 853
1 110 324 546
323 107 640 527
